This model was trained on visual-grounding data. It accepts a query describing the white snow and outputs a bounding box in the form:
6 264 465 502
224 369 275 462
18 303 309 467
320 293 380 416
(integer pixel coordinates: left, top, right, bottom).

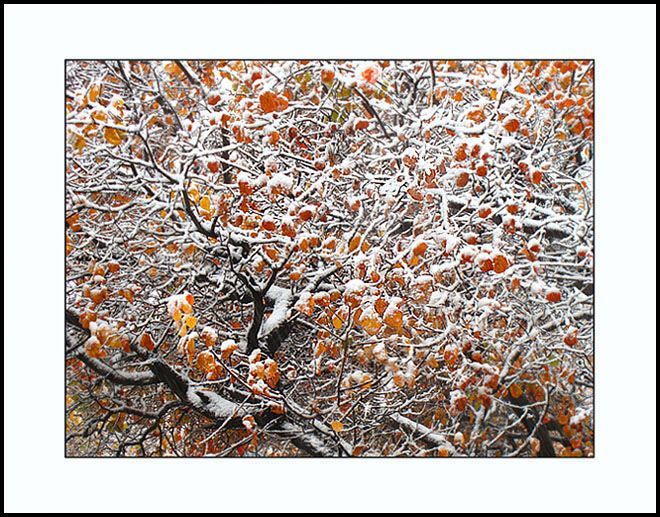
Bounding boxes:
187 387 249 419
445 234 460 254
530 281 545 296
267 173 293 194
201 326 217 343
345 279 367 295
220 339 237 353
500 98 518 113
236 171 252 185
428 290 448 307
569 407 591 426
260 286 292 337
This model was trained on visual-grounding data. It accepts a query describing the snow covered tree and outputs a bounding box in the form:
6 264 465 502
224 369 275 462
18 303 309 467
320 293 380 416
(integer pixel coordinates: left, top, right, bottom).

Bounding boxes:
66 60 593 457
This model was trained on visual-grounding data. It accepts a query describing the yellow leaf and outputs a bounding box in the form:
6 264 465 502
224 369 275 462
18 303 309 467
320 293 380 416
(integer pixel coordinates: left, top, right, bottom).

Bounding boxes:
173 310 182 322
91 109 107 122
188 188 200 204
104 127 125 146
72 134 86 154
330 421 344 432
107 335 123 349
332 315 343 330
200 196 210 211
185 315 197 329
89 83 101 103
349 235 361 252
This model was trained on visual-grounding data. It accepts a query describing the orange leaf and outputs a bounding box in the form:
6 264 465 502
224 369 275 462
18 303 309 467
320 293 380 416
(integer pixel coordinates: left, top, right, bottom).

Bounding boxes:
349 235 361 253
455 171 469 188
89 288 107 305
260 91 278 114
375 297 388 316
103 127 125 146
84 336 104 358
358 313 382 336
242 415 256 432
478 257 493 272
503 117 520 133
407 187 424 201
140 333 154 351
564 327 578 346
492 254 509 274
546 289 561 303
321 68 335 83
119 289 134 303
510 383 523 399
393 372 406 387
275 95 289 111
73 134 86 154
66 213 82 232
330 421 344 432
164 61 184 77
265 246 279 261
294 295 315 317
412 241 427 256
298 206 315 221
384 307 403 329
196 350 216 374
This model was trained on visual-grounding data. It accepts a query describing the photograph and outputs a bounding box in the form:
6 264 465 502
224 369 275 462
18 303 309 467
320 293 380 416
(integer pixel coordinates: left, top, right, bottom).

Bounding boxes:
65 59 594 458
